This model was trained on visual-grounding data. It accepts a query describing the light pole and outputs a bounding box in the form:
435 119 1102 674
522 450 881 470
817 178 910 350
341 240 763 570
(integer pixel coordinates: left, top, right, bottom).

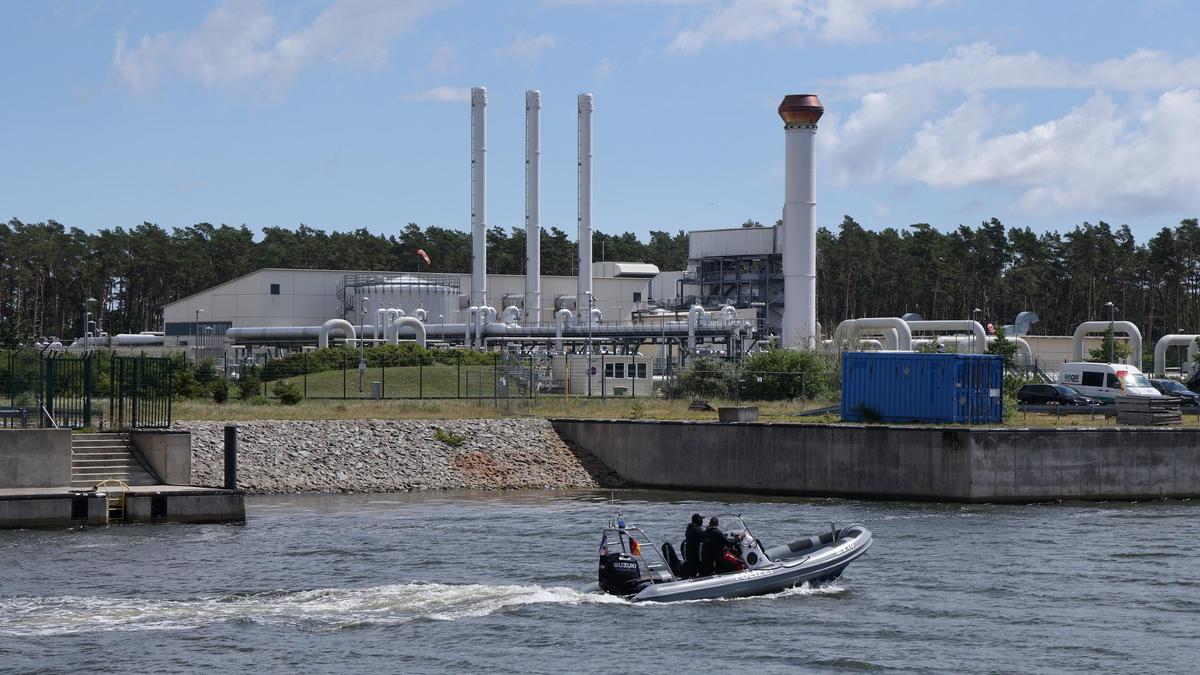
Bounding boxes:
438 314 444 345
1104 301 1115 363
84 297 96 347
359 297 369 393
971 308 982 354
585 291 594 397
194 308 205 363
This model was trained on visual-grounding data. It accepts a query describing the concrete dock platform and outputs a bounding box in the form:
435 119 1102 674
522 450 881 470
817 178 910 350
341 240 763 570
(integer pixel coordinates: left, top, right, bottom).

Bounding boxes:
1 428 245 529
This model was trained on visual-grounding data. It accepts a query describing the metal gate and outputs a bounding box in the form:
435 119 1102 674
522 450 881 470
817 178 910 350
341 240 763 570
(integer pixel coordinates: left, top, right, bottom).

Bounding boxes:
110 355 174 429
43 354 95 429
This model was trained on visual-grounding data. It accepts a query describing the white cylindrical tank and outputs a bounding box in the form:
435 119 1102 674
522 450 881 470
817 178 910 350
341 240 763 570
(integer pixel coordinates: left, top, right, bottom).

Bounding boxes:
525 89 542 326
357 277 458 325
778 94 823 350
471 86 488 307
577 93 593 315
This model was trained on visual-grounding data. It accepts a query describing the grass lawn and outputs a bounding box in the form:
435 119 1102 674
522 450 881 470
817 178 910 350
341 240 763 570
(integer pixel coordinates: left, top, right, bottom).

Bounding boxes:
264 364 501 399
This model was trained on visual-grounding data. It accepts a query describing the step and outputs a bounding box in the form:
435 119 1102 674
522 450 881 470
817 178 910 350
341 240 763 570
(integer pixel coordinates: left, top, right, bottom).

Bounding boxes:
72 441 131 449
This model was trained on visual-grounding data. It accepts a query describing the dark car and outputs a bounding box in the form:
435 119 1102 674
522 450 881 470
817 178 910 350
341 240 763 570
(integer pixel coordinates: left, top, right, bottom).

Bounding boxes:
1149 378 1200 405
1016 384 1100 406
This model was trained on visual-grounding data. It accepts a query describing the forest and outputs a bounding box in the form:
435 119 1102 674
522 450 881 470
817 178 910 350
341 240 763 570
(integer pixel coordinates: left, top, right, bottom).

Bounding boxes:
1 215 1198 345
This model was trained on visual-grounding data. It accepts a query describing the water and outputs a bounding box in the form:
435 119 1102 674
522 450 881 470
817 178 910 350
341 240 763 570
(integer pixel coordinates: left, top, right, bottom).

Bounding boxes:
2 491 1198 673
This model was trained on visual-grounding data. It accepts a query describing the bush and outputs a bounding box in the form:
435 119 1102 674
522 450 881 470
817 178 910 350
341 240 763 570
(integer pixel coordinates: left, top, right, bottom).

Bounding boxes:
434 427 466 447
238 368 262 400
272 380 304 405
738 348 831 400
259 346 497 381
662 358 735 399
211 379 229 404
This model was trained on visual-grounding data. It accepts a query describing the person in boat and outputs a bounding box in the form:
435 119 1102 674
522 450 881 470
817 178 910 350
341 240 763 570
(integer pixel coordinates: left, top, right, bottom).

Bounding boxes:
701 517 731 576
680 513 705 577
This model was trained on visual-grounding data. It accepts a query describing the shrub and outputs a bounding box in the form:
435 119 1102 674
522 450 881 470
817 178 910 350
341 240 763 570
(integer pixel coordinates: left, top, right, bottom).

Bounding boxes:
738 348 831 400
272 380 304 405
211 379 229 404
434 427 467 447
237 369 262 400
662 358 735 399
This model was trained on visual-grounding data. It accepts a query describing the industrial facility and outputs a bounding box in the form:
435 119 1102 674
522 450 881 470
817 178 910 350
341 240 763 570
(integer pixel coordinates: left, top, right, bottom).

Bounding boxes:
140 86 1185 395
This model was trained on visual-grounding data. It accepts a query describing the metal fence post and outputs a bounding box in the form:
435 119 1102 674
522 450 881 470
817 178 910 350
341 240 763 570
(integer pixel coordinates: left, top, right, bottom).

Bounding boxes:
457 351 462 398
342 352 347 399
303 352 308 398
84 354 93 428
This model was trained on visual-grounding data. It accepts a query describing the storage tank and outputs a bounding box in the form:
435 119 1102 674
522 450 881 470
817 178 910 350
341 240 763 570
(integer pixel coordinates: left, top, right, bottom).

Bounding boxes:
841 352 1002 424
345 274 461 323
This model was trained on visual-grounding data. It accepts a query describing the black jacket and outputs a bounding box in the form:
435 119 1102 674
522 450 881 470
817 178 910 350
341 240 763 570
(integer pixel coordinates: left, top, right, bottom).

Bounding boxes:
700 526 727 562
683 523 705 562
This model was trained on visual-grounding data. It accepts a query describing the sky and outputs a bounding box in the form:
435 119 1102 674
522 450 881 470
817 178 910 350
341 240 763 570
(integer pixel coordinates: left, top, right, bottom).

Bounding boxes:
2 0 1199 243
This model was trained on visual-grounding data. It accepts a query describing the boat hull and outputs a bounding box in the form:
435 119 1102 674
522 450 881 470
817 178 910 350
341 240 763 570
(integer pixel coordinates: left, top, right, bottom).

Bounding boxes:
630 524 872 603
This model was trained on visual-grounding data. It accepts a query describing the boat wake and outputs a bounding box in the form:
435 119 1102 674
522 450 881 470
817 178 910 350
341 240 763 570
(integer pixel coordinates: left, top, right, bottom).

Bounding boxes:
0 582 625 636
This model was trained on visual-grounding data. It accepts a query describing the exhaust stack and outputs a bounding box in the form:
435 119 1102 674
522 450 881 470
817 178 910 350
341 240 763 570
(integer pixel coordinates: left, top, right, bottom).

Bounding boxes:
577 93 593 318
778 94 823 349
525 90 542 325
470 86 488 307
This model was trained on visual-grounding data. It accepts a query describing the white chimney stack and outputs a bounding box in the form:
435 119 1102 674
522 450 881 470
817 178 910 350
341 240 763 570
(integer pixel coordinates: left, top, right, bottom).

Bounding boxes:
525 90 542 325
470 86 488 307
577 93 593 317
778 94 823 349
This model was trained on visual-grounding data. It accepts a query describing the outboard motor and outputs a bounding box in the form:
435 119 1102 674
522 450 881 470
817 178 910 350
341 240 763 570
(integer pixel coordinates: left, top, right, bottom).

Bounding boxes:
599 552 650 596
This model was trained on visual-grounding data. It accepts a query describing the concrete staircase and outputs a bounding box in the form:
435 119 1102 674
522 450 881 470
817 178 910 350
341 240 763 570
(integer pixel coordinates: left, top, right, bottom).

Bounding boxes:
71 433 160 489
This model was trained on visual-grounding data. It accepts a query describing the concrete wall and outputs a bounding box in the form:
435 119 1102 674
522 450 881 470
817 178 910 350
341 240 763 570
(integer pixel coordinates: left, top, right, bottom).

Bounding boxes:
130 431 191 485
552 420 1200 502
125 491 244 524
0 430 72 488
0 493 107 528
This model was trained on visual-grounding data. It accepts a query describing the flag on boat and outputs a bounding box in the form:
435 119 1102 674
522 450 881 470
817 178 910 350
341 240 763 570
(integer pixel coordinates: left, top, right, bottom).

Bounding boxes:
598 534 608 556
629 537 640 556
416 249 431 267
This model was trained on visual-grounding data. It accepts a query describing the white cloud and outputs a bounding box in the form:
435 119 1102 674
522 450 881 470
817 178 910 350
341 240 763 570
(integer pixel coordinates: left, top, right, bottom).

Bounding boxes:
428 44 458 74
495 33 558 60
821 89 937 183
833 42 1200 95
399 85 470 103
113 0 440 93
667 0 925 55
894 89 1200 215
595 57 614 80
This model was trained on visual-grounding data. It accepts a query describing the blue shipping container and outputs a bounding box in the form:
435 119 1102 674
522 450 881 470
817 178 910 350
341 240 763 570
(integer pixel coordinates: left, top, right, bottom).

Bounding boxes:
841 352 1003 424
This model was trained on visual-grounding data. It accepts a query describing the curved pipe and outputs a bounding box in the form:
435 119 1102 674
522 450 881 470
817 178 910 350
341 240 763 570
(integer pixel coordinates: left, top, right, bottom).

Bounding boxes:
833 319 906 350
465 306 479 350
590 307 602 325
906 320 988 354
1071 320 1142 365
852 318 912 351
390 316 427 348
555 308 574 352
318 319 356 349
1153 334 1200 375
720 305 737 323
413 308 427 322
687 305 707 352
502 305 521 324
934 334 1035 363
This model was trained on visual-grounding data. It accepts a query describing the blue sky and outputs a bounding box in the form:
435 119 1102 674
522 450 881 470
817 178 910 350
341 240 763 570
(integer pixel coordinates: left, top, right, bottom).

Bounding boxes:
3 0 1199 242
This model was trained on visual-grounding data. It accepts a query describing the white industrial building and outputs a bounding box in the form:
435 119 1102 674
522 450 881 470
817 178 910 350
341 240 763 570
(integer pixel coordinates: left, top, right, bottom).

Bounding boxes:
162 264 660 346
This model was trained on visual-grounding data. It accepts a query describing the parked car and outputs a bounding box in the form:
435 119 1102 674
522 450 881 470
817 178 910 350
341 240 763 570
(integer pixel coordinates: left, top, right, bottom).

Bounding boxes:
1016 383 1101 406
1149 378 1200 405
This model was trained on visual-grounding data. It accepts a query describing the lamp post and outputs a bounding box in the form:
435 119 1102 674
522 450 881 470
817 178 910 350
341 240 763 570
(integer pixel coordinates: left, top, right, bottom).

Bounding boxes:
585 291 594 397
359 297 369 393
438 314 444 345
1104 301 1115 363
194 308 205 363
970 308 982 354
84 297 96 347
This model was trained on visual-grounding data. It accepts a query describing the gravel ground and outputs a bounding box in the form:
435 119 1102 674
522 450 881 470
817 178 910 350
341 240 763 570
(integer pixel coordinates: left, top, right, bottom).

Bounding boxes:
176 419 622 494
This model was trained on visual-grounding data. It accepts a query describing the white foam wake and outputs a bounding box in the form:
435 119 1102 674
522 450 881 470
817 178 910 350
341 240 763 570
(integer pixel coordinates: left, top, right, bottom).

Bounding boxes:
0 582 626 636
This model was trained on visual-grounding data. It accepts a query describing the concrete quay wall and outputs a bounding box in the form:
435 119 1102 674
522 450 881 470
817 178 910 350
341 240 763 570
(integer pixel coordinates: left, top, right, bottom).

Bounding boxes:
551 420 1200 502
0 430 72 489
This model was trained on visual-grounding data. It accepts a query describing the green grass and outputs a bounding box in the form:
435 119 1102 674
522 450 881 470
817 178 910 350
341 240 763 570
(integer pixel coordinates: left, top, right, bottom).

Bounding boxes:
264 364 507 399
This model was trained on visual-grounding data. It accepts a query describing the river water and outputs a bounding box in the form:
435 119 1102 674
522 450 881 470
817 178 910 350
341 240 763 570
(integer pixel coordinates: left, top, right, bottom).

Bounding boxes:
1 491 1198 673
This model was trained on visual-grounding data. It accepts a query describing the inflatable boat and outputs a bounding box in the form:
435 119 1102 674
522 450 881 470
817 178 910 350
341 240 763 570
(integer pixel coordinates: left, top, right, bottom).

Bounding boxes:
597 514 871 603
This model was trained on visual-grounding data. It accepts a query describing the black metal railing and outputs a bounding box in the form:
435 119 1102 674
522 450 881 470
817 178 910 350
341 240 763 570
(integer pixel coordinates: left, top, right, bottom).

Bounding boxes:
110 354 174 429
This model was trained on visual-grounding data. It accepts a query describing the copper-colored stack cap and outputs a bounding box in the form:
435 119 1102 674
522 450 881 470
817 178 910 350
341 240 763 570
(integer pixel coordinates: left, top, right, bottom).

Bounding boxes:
778 94 823 125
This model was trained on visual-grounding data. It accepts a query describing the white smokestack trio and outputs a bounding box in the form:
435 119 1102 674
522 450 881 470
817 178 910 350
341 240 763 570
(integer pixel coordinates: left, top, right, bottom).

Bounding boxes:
577 93 593 317
525 90 542 325
778 94 824 349
470 86 488 307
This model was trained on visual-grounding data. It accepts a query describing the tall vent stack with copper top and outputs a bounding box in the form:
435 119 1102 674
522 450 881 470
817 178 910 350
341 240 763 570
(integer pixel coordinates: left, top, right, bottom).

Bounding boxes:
778 94 823 349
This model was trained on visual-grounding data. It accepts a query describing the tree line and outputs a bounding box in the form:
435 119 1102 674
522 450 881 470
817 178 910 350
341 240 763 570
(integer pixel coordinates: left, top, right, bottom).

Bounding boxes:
3 215 1199 345
0 219 687 344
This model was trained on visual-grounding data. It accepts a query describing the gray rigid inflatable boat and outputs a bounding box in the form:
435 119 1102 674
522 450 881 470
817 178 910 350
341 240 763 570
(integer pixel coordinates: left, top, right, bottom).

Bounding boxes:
597 515 872 603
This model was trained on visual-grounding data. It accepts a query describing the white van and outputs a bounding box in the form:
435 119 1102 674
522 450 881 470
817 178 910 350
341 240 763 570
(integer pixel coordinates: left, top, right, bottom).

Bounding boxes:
1058 362 1160 402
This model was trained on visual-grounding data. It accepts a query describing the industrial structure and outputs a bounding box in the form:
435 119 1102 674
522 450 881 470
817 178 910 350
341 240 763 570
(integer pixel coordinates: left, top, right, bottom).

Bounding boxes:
150 87 1189 394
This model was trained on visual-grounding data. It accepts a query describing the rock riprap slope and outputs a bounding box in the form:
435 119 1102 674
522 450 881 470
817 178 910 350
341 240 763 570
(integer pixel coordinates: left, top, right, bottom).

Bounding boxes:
177 419 621 494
